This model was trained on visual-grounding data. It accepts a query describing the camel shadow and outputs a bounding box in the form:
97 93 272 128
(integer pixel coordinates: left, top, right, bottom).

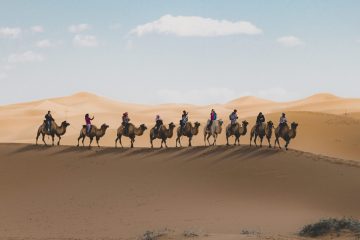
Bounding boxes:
51 145 92 155
9 144 53 155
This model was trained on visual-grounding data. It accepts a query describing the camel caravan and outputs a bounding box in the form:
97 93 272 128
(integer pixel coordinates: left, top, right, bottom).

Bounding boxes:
35 109 298 150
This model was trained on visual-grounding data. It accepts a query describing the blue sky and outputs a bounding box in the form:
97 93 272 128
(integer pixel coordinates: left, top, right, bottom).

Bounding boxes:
0 0 359 105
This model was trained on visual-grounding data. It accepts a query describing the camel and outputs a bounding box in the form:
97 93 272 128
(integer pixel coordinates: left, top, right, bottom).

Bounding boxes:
250 121 274 148
77 123 109 148
176 121 201 147
203 119 223 146
36 120 70 146
226 120 248 146
150 122 175 148
274 122 299 150
115 123 147 148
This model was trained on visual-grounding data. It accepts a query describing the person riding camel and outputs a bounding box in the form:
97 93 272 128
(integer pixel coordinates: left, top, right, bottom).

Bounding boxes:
255 112 265 133
279 113 288 132
122 112 130 135
44 110 54 132
85 113 94 135
180 110 188 134
229 109 238 128
207 109 217 130
154 114 163 137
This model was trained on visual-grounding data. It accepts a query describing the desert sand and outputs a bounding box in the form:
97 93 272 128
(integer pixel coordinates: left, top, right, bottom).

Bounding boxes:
0 92 359 160
0 143 359 239
0 93 359 239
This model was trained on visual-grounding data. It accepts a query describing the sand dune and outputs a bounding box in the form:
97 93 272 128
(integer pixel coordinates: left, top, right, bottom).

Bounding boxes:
0 92 359 161
0 143 359 239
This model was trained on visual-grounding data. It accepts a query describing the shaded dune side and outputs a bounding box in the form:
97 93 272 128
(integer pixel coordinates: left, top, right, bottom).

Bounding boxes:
0 143 359 239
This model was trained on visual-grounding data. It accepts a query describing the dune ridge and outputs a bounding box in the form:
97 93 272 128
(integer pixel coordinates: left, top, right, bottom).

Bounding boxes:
0 92 359 161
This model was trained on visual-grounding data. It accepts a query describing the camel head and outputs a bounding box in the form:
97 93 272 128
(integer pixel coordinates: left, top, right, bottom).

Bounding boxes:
291 122 299 130
140 124 147 131
101 123 109 130
242 120 249 127
194 121 201 128
267 121 274 129
169 122 176 129
218 119 224 126
61 121 70 127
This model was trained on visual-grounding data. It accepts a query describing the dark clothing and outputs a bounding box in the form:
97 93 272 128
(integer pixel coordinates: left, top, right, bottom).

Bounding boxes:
256 114 265 125
154 120 163 136
122 116 130 134
207 120 213 130
44 113 54 132
255 114 265 133
180 113 188 133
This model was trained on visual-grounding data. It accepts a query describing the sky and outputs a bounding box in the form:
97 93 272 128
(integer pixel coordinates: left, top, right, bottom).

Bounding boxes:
0 0 359 105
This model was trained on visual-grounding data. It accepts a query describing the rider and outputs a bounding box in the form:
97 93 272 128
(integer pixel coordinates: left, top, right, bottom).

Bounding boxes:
279 113 287 132
122 112 130 135
85 113 94 134
180 110 188 134
229 109 238 127
154 114 163 137
207 109 217 130
255 112 265 132
44 110 54 132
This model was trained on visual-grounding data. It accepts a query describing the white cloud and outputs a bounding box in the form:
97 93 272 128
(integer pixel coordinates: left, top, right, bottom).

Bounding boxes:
36 39 60 48
277 36 304 47
68 24 91 33
8 51 44 63
131 14 262 37
0 27 22 38
156 87 239 104
73 34 98 47
31 25 44 33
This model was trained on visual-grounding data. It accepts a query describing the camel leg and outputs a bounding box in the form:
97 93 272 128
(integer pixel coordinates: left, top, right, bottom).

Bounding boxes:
131 137 134 148
36 131 41 145
89 137 93 148
82 136 85 147
164 139 168 148
260 136 263 148
96 137 100 148
115 136 119 148
42 133 47 145
51 134 55 146
188 136 192 147
176 137 180 147
254 135 258 147
267 137 272 148
236 136 240 146
213 134 217 146
226 135 230 146
204 134 207 146
285 139 290 150
57 135 61 146
207 134 211 146
150 137 154 148
119 135 123 148
160 139 163 148
77 135 82 147
249 134 253 146
275 137 281 149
